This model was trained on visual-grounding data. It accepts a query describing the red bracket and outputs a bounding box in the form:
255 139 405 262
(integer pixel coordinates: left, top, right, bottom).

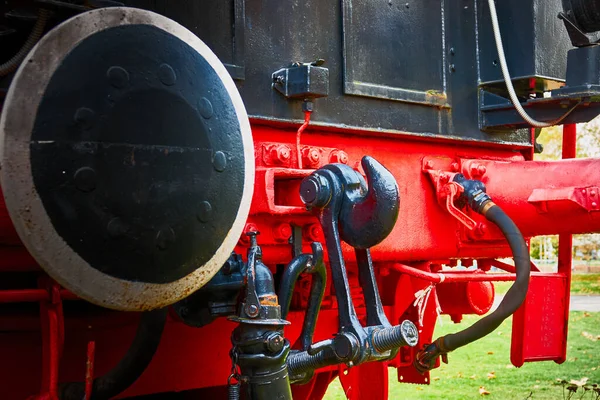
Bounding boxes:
423 158 477 231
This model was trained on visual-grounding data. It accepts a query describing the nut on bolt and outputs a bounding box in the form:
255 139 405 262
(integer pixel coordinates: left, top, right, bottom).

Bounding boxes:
330 150 349 164
265 332 285 353
300 174 331 208
267 144 292 165
273 223 292 242
303 223 323 242
469 163 487 177
302 147 321 169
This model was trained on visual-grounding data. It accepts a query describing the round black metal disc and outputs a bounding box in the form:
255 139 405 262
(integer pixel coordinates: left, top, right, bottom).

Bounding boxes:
0 8 254 310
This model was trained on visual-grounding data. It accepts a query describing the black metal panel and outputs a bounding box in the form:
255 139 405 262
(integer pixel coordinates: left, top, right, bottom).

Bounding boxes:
112 0 577 146
342 0 447 107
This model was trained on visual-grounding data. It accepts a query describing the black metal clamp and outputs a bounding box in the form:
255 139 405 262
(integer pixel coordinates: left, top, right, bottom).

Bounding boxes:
287 156 419 382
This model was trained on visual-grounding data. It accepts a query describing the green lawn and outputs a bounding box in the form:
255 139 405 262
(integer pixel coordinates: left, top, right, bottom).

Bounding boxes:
494 273 600 296
324 312 600 399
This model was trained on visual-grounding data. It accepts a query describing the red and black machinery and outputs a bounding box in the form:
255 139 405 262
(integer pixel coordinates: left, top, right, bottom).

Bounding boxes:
1 0 600 398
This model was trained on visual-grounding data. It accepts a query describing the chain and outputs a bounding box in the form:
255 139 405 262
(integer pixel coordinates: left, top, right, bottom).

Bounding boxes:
227 346 242 400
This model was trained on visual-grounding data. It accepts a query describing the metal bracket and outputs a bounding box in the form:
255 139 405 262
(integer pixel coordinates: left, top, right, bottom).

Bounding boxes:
272 60 329 99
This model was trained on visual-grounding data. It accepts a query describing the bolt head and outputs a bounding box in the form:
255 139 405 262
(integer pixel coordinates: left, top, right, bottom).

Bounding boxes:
591 190 597 196
273 223 292 242
593 202 598 208
477 165 487 175
330 150 349 164
450 162 459 172
266 332 284 353
400 320 419 347
246 304 259 317
300 174 331 208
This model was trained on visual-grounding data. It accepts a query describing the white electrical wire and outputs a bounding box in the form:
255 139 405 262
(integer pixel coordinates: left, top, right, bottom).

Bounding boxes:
488 0 578 128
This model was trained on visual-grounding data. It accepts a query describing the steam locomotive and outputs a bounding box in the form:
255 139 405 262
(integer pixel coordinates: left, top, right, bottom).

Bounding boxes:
1 0 599 398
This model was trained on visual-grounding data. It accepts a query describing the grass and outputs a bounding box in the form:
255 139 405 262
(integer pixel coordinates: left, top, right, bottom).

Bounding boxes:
324 312 600 399
494 273 600 296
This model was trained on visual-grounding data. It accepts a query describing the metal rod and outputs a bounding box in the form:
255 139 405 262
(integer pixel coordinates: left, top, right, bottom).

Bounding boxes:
390 263 557 283
0 289 77 303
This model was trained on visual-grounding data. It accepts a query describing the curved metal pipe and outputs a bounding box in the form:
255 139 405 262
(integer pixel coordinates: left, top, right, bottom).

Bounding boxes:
278 243 326 351
60 307 168 400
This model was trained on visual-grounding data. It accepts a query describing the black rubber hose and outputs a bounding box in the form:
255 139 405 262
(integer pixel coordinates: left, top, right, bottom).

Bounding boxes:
0 9 50 77
415 203 529 372
442 204 530 351
60 307 168 400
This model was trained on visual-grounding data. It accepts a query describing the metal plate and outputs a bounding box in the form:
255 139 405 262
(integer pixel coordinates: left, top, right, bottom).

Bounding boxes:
0 7 254 311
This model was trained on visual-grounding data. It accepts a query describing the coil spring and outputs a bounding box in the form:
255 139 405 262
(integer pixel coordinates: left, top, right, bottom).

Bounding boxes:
228 382 240 400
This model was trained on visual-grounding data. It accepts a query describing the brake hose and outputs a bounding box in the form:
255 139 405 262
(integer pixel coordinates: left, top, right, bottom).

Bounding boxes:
415 176 530 372
0 9 50 77
488 0 578 127
60 308 168 400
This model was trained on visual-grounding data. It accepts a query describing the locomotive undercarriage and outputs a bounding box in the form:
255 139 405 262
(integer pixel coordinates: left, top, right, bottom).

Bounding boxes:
1 1 600 399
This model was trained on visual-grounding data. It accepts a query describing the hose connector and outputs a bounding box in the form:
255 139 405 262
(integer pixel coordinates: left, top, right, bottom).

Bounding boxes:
453 174 493 214
414 337 449 373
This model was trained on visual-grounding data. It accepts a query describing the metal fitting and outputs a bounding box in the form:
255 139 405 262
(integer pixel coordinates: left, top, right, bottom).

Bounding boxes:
303 223 323 242
302 147 321 169
265 144 292 165
273 223 292 243
300 174 331 209
329 150 349 164
238 223 259 246
371 320 419 353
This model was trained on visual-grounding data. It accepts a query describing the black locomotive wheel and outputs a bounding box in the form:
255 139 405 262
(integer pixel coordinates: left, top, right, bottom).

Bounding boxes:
0 7 254 311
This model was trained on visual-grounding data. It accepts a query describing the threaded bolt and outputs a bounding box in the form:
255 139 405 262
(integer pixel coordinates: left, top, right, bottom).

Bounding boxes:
372 320 419 352
287 347 338 378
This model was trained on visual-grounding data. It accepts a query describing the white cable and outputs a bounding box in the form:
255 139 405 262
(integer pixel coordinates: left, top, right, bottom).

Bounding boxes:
488 0 578 128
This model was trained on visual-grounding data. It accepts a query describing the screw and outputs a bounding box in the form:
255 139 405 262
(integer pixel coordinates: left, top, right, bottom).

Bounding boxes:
330 150 349 164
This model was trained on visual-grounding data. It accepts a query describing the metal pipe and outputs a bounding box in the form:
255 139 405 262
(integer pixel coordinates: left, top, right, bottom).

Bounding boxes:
59 308 168 400
0 289 77 303
390 263 552 283
278 243 326 351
